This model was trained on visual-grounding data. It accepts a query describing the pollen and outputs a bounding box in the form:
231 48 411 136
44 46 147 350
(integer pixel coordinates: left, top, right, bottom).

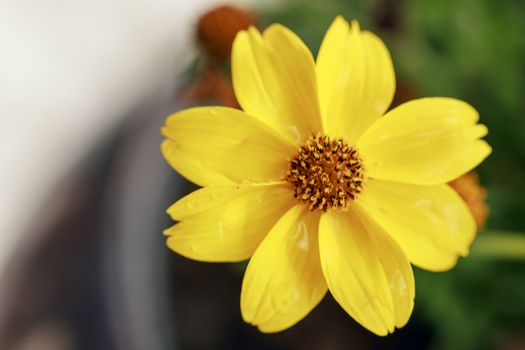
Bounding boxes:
286 133 366 211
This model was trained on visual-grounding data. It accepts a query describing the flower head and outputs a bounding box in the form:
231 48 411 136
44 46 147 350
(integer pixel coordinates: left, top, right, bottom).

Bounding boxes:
197 5 255 62
449 172 489 229
161 16 491 335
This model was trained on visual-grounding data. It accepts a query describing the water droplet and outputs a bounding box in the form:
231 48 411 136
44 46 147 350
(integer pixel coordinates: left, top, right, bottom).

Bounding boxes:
217 221 225 239
193 160 204 170
286 125 301 144
186 199 197 210
273 289 300 314
295 221 309 251
391 270 407 295
415 198 431 208
210 192 222 200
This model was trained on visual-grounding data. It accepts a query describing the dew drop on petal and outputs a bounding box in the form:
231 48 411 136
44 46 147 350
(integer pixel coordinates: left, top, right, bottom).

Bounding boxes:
217 221 225 239
254 194 263 204
391 270 408 296
272 288 300 315
294 221 309 252
210 191 222 200
286 125 301 144
186 199 197 210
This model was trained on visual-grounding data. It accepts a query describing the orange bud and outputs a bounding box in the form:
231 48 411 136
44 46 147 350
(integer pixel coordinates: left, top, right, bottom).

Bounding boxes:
197 5 256 62
449 172 489 229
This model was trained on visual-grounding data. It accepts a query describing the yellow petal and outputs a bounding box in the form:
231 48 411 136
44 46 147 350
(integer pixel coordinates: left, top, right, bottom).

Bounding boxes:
316 17 395 142
318 205 415 335
161 106 295 187
357 179 477 271
241 205 327 333
358 98 492 185
164 183 295 262
232 24 323 145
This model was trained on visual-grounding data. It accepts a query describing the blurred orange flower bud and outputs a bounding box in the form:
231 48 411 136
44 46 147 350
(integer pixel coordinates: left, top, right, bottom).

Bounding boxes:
197 5 256 62
449 172 489 229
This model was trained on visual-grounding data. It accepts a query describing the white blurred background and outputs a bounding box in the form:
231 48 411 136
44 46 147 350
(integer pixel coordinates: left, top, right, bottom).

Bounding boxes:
0 0 198 279
0 0 275 281
0 1 267 349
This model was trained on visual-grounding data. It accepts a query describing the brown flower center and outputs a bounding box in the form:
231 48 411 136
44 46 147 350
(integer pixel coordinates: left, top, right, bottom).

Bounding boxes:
286 134 365 211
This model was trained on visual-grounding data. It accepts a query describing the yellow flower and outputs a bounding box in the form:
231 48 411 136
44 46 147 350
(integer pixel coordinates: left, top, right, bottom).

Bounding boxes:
161 16 491 335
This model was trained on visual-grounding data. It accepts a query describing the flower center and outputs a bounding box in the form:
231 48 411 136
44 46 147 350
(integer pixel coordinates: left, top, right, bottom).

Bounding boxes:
286 134 365 211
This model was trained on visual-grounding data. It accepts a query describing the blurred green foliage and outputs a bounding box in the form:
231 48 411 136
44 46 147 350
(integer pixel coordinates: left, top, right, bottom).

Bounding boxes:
263 0 525 349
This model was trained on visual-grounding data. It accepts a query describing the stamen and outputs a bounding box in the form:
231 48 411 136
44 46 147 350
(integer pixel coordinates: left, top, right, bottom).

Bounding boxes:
286 133 366 211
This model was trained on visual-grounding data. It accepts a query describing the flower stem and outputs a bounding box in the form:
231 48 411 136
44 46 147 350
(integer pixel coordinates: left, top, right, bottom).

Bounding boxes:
471 231 525 260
